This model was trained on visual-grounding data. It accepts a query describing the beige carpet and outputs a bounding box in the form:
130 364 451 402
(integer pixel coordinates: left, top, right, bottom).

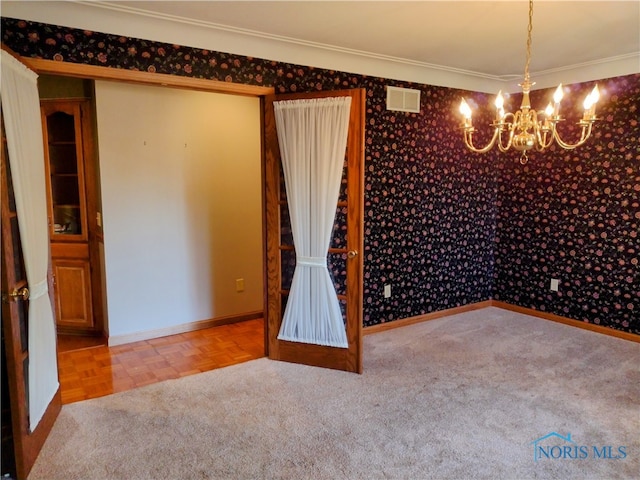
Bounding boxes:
29 307 639 479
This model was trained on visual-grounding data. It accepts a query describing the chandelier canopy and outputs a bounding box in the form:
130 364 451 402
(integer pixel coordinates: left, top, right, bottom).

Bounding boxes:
459 0 600 164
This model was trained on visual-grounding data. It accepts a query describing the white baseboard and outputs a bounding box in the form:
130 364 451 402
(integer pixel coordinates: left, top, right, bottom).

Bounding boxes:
107 310 263 347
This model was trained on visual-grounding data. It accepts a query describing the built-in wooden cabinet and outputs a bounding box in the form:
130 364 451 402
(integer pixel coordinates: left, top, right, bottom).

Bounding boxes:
41 99 102 335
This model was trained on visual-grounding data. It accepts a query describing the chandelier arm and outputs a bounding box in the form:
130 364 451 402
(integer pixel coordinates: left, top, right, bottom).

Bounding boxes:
494 113 514 153
533 122 544 151
550 123 595 150
497 126 515 153
497 112 518 152
535 131 550 151
533 113 553 150
533 127 544 151
462 127 501 154
496 133 506 152
538 128 554 150
580 122 595 143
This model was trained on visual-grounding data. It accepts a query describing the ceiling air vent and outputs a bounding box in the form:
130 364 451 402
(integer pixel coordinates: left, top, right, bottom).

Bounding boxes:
386 86 421 113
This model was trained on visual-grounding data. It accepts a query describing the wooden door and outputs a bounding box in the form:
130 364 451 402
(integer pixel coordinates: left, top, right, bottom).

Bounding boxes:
264 89 365 373
1 113 61 480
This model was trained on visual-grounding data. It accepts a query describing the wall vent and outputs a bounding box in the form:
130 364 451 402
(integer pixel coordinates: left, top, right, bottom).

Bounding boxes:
386 86 421 113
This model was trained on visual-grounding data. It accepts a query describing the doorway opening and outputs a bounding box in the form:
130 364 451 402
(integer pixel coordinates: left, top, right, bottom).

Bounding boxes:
38 75 266 365
38 76 106 350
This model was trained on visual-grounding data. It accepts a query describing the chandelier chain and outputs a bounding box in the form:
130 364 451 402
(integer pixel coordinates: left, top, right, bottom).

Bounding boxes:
524 0 533 82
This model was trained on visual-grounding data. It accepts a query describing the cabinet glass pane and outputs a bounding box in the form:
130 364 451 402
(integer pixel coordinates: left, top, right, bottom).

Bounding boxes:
46 110 83 236
46 112 75 143
51 175 80 206
53 206 81 234
48 144 78 174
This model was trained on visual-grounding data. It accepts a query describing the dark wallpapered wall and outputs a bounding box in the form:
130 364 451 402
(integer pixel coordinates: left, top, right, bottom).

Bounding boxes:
495 77 639 333
2 18 638 334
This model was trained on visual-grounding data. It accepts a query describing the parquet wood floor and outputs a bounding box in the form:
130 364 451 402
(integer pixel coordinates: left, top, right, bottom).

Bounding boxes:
58 334 107 353
57 318 265 405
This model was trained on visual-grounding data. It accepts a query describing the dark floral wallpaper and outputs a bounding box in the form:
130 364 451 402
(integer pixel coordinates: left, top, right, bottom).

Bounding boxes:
2 17 637 335
494 76 640 334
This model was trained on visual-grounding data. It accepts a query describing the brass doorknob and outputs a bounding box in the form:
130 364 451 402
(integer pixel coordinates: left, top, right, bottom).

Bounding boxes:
347 250 358 259
9 287 30 302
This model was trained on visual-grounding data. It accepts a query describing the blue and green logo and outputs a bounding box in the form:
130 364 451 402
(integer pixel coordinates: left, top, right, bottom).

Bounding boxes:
530 432 627 462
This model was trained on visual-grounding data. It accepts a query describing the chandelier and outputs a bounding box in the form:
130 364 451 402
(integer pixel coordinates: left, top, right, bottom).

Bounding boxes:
459 0 600 164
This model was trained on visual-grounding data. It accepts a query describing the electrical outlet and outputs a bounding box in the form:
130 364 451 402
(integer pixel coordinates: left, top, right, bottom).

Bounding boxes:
384 284 391 298
550 278 559 292
236 278 245 292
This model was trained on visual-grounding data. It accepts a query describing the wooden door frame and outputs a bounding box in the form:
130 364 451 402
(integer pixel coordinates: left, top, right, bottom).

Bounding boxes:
7 54 275 343
264 89 366 373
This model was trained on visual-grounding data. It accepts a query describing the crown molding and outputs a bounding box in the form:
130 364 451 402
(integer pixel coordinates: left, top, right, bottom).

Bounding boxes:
522 53 640 92
2 1 638 95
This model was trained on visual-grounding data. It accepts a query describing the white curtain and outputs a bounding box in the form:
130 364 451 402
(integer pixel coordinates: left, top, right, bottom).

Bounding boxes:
274 96 351 348
1 50 59 430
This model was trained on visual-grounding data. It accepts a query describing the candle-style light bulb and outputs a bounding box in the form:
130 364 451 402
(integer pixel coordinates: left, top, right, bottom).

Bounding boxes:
544 103 554 117
460 98 472 119
459 98 473 129
551 84 564 116
583 93 595 110
585 85 600 108
494 90 505 120
553 84 564 104
583 84 600 120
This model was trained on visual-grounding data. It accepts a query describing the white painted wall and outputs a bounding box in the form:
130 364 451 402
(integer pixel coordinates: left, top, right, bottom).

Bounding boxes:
94 81 263 338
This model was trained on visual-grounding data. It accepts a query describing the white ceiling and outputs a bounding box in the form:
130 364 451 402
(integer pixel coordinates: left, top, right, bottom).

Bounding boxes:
3 1 639 93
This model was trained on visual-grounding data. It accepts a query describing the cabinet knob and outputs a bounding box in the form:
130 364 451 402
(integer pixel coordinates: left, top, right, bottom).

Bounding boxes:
347 250 358 259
